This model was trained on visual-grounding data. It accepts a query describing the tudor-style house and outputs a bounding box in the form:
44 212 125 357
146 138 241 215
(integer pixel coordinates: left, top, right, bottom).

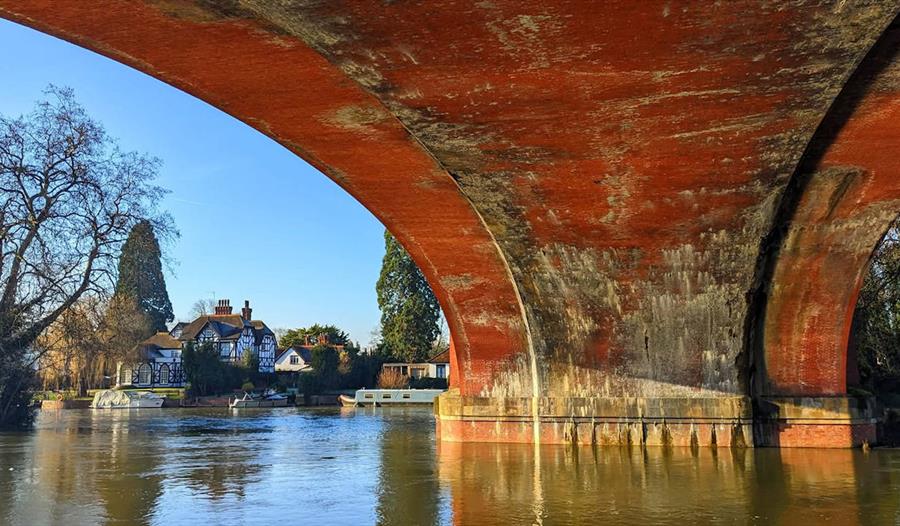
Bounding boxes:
117 332 185 388
116 299 277 389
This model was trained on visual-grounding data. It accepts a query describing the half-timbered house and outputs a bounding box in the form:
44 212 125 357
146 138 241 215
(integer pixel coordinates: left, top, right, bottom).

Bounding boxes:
116 332 185 388
115 299 276 388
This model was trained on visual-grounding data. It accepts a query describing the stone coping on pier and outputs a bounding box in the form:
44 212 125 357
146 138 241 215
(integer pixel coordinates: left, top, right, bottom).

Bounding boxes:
436 391 878 448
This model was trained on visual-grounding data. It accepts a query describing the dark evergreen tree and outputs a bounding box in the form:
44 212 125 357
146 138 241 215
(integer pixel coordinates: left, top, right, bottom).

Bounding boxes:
375 230 441 362
114 220 173 333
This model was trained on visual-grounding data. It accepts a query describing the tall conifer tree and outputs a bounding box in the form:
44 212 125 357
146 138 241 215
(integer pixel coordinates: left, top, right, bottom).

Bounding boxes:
114 220 173 333
376 230 441 362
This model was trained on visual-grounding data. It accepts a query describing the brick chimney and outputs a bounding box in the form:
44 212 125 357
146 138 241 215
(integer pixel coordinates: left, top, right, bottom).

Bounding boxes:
214 299 232 315
241 300 252 321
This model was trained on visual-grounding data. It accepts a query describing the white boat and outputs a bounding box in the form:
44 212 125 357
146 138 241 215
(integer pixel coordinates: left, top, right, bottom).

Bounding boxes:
91 390 165 409
348 389 444 407
230 392 289 409
130 392 165 408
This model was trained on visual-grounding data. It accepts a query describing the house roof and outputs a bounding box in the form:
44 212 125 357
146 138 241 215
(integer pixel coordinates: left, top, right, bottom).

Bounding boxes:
250 320 275 344
428 349 450 364
178 314 249 341
134 331 181 361
142 331 181 350
276 345 312 363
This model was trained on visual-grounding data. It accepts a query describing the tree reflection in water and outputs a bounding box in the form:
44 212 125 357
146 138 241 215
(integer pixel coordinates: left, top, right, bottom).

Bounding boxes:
1 409 900 525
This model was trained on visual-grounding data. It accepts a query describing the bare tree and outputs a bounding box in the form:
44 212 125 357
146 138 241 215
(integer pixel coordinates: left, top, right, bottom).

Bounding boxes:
37 295 151 396
0 86 172 425
189 297 217 318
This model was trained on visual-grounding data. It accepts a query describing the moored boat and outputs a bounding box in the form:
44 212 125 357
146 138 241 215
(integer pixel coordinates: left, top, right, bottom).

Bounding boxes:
349 389 444 407
91 390 165 409
230 393 258 408
230 392 289 408
339 394 358 407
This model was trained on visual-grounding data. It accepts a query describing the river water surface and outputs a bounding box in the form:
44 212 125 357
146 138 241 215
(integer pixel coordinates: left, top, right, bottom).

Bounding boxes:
1 408 900 525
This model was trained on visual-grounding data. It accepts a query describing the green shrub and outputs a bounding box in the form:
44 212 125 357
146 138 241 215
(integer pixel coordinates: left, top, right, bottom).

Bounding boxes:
241 381 255 392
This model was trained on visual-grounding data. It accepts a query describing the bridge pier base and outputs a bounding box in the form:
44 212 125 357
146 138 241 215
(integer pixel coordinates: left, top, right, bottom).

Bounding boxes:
435 391 754 447
436 392 878 448
754 397 877 448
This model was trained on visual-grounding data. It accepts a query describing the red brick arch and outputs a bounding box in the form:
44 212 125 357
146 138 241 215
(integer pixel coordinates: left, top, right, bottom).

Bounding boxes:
0 1 532 396
760 20 900 398
4 1 900 446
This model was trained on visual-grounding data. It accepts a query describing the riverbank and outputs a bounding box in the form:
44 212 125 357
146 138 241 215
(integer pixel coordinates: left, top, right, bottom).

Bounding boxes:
37 389 347 409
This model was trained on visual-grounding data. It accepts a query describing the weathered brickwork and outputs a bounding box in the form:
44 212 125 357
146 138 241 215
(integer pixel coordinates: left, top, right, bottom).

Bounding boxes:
762 19 900 398
4 1 898 447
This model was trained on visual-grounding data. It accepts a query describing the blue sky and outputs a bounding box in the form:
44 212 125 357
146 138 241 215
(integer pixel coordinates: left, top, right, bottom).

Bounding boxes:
0 19 386 345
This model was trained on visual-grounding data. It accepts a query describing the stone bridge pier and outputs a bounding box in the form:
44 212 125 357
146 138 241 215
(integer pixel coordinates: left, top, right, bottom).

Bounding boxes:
5 1 899 447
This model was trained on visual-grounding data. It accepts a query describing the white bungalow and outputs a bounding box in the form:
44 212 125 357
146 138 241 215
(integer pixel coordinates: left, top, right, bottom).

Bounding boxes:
382 349 450 380
274 345 313 372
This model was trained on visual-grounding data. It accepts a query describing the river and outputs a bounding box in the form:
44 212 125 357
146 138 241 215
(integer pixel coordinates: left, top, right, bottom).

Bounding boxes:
1 408 899 525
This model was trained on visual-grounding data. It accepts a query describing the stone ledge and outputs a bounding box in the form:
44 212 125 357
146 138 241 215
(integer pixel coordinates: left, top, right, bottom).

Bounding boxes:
436 390 753 421
436 391 753 447
754 396 877 448
755 396 876 423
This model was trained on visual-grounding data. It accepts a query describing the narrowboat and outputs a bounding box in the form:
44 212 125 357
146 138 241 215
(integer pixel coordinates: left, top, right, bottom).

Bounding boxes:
342 389 444 407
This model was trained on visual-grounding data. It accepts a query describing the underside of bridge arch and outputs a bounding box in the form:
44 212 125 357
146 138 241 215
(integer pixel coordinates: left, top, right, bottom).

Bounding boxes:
4 0 898 447
754 15 900 447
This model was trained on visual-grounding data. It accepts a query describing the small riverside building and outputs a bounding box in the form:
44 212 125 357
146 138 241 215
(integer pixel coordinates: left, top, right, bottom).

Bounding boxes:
274 345 313 372
274 333 344 373
382 349 450 380
116 299 277 388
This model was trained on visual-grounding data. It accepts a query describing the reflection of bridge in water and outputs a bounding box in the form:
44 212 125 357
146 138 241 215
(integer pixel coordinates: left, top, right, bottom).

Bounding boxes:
6 409 900 525
437 440 900 525
2 2 900 447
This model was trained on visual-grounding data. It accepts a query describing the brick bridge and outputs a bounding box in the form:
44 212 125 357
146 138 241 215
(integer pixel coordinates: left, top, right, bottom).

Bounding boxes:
5 1 898 447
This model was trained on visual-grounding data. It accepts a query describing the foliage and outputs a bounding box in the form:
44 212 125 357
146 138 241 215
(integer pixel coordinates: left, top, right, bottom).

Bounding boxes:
105 294 157 366
181 341 269 396
37 295 151 396
297 371 320 401
377 367 408 389
182 341 234 396
278 324 350 349
375 231 441 362
113 220 173 333
0 354 37 429
242 345 259 371
854 223 900 392
182 341 218 396
310 344 339 391
0 86 172 427
241 381 255 392
282 346 383 396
